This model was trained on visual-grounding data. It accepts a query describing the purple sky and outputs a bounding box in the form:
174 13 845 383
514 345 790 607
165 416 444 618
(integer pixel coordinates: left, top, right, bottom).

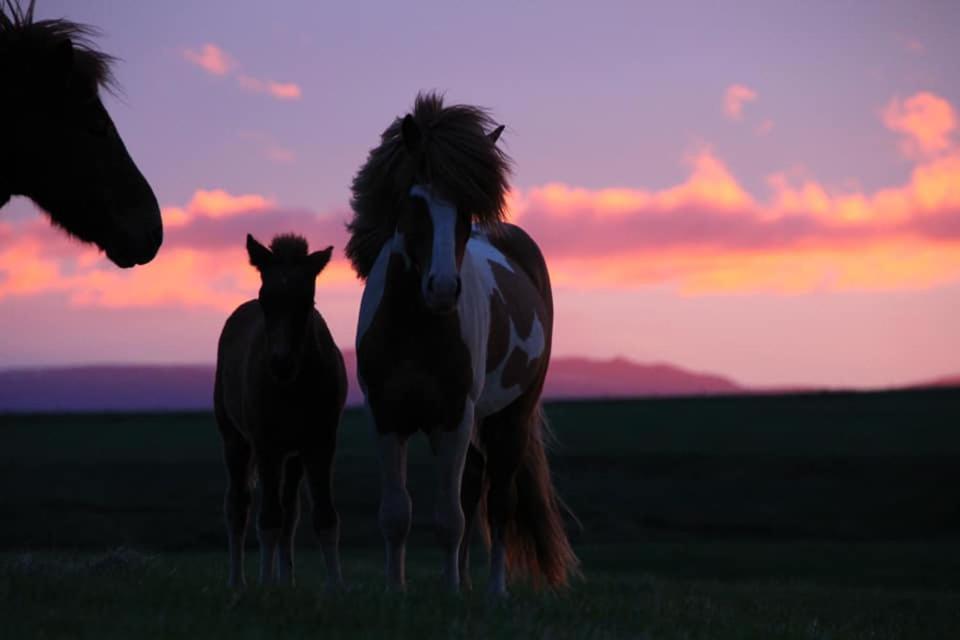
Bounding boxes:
1 0 958 388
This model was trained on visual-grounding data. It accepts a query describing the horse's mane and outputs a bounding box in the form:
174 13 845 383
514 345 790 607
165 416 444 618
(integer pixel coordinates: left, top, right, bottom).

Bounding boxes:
270 233 310 260
346 91 512 279
0 1 116 92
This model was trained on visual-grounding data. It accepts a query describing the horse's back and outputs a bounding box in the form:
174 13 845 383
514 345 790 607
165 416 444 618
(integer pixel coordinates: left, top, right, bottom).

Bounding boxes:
485 223 553 316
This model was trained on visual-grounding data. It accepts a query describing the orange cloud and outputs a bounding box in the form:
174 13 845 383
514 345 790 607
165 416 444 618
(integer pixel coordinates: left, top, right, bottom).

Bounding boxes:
0 190 353 311
724 84 757 121
509 145 960 293
183 44 234 76
5 94 960 310
162 190 273 228
882 92 956 157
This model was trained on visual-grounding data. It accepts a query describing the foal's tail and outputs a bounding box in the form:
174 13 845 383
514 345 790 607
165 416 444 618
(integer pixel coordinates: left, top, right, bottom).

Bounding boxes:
502 404 581 588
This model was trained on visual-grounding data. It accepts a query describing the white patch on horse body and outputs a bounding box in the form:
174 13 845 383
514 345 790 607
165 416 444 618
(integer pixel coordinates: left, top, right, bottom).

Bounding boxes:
356 233 408 396
464 232 546 419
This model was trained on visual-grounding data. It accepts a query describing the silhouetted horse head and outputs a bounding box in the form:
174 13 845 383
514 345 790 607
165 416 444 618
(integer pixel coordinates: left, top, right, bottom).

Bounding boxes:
247 233 333 383
0 2 162 268
398 117 504 313
347 92 509 314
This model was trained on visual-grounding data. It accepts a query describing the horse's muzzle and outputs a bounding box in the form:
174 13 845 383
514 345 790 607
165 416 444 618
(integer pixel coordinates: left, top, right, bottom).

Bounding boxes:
424 274 461 314
105 222 163 269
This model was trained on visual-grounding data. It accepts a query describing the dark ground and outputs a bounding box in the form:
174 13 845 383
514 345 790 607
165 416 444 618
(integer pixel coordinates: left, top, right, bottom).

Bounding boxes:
2 388 959 638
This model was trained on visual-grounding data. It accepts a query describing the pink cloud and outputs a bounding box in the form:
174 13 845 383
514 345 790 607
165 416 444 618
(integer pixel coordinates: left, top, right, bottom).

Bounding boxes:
755 119 775 136
882 92 956 158
0 190 352 311
724 84 757 121
237 75 302 101
508 145 960 292
184 45 302 102
4 95 960 310
183 44 234 76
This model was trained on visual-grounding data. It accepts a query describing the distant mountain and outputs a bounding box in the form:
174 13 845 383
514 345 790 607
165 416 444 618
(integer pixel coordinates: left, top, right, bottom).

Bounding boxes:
905 374 960 389
0 354 749 413
544 356 743 399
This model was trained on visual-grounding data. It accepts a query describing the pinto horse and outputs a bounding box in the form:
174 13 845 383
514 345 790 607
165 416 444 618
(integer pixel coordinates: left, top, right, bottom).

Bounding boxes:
347 93 579 595
0 1 162 267
214 234 346 590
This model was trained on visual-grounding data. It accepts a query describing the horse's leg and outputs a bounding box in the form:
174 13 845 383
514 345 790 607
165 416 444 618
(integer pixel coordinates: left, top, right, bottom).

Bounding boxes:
302 435 343 592
256 451 285 585
376 431 412 591
429 400 474 592
458 443 486 591
482 403 527 598
221 426 252 589
277 455 303 586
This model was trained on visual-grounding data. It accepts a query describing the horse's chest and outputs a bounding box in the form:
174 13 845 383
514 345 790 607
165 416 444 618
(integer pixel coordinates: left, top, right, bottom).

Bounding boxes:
359 304 472 436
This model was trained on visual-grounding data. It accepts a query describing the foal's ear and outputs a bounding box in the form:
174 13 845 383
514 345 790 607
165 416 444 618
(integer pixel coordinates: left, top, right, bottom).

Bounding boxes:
307 246 334 276
246 234 273 270
488 125 505 144
401 114 422 153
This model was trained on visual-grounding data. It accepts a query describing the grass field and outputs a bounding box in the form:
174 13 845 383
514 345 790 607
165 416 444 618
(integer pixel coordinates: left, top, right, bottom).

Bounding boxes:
2 388 960 638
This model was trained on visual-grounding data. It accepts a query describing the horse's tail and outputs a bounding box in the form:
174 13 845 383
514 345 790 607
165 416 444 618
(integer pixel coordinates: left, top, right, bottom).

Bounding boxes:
501 404 581 588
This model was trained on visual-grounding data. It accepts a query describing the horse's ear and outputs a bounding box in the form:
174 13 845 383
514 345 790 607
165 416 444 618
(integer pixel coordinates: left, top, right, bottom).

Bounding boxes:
488 125 505 144
246 234 273 270
401 114 422 153
307 246 333 276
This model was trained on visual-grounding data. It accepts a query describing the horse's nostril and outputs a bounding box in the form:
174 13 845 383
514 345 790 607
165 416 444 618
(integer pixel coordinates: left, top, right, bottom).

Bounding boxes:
455 277 462 297
427 275 435 293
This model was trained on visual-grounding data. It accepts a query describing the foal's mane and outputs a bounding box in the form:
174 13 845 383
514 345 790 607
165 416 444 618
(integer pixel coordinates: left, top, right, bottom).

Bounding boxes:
270 233 310 261
0 0 116 92
346 92 512 279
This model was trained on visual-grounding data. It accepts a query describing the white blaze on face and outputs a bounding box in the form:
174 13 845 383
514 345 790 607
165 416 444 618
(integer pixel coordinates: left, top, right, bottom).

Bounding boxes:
410 185 459 306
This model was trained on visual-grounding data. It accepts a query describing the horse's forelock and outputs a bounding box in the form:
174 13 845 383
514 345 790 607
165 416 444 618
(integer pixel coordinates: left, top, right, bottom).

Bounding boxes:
347 91 512 279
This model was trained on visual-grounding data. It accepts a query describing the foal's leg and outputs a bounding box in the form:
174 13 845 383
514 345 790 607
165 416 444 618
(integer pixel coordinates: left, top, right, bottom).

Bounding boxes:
459 443 486 591
277 455 304 586
303 436 344 592
429 401 474 593
376 432 412 591
256 451 285 585
221 428 253 589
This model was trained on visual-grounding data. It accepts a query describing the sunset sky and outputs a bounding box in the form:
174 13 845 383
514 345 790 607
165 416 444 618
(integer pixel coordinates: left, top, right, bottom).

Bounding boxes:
1 0 958 388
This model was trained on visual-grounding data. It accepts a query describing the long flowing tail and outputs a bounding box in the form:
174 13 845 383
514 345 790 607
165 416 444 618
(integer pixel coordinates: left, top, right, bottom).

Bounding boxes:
497 404 581 588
